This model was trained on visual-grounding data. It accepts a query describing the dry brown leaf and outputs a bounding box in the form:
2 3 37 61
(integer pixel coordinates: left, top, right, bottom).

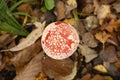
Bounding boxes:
55 62 77 80
9 22 45 51
97 5 111 25
95 31 111 44
97 5 111 19
100 19 120 32
79 44 98 63
0 34 17 48
42 56 74 79
112 0 120 13
80 73 91 80
99 46 118 63
11 40 42 68
56 1 66 20
101 0 115 4
92 74 106 80
82 32 98 48
80 3 94 16
103 62 120 76
14 51 44 80
17 3 32 14
35 72 47 80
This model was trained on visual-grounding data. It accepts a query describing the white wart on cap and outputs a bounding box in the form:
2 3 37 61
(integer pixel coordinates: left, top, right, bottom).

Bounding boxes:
41 22 79 59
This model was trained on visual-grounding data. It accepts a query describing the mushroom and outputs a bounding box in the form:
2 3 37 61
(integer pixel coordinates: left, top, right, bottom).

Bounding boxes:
41 22 79 59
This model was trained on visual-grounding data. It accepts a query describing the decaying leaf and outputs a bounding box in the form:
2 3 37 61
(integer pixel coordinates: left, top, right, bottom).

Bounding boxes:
11 40 42 68
17 2 32 14
92 74 106 80
14 51 44 80
100 19 120 33
101 0 115 4
97 5 111 19
85 16 99 31
35 72 47 80
112 0 120 13
79 44 98 63
80 73 91 80
94 64 107 73
65 0 77 15
97 5 111 25
64 18 76 26
95 31 111 44
103 62 120 76
55 62 77 80
0 34 17 48
55 0 66 20
80 3 94 16
9 22 45 51
42 56 74 79
99 46 118 63
82 32 98 48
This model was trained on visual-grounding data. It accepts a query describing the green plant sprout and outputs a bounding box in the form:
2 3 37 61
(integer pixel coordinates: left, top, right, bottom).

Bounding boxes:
0 0 31 36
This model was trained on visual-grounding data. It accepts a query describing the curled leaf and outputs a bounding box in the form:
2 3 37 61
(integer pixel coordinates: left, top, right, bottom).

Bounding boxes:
9 22 45 51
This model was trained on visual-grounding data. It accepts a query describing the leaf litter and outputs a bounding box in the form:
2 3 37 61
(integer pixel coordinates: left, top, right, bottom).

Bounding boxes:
0 0 120 80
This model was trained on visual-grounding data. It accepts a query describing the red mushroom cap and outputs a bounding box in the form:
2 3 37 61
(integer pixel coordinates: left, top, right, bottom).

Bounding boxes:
41 22 79 59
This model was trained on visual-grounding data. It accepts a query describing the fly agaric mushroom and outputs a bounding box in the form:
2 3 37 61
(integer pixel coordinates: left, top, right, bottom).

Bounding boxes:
41 22 79 59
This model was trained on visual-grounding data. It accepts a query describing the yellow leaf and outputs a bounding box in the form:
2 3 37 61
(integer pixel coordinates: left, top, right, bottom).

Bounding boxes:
66 0 77 7
94 64 107 73
95 31 111 44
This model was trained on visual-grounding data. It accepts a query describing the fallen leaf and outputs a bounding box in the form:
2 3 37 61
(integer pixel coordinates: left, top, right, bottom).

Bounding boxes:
35 72 47 80
11 40 42 68
85 15 99 31
112 0 120 13
92 74 106 80
42 56 74 79
66 0 77 6
79 44 98 63
100 19 120 32
80 73 91 80
14 51 44 80
9 22 45 51
99 46 118 63
64 18 85 36
101 0 115 4
97 5 111 25
0 34 17 48
103 62 120 76
55 0 66 20
95 31 111 44
64 18 76 26
94 64 107 73
97 5 111 19
65 0 77 15
80 3 94 16
82 32 98 48
17 2 32 14
56 62 78 80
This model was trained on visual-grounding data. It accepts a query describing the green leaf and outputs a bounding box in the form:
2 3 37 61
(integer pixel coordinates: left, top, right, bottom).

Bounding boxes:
44 0 55 10
41 6 47 12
